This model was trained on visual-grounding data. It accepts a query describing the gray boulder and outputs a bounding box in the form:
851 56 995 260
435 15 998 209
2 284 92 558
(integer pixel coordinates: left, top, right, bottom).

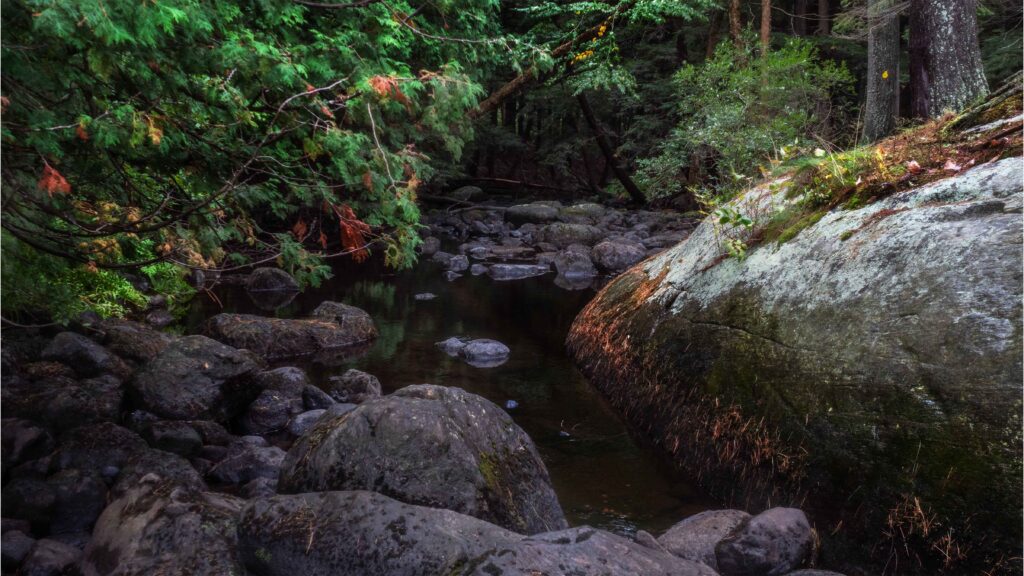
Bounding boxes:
326 369 382 404
2 374 124 433
20 539 80 576
207 437 286 486
278 385 567 534
553 248 598 278
204 303 377 360
238 490 715 576
1 530 34 572
140 420 202 456
659 509 751 569
558 202 606 224
95 319 172 365
487 263 549 281
287 409 326 437
240 389 304 435
437 337 510 368
505 203 560 225
567 157 1024 564
129 335 261 421
715 508 812 576
81 477 243 576
41 332 127 379
418 236 441 256
539 222 605 248
591 239 647 272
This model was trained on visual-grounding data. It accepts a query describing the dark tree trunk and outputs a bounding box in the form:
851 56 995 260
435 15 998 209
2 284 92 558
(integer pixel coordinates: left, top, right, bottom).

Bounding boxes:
729 0 743 46
576 93 646 205
862 0 900 141
706 10 723 58
909 0 988 118
793 0 808 35
760 0 771 56
816 0 830 35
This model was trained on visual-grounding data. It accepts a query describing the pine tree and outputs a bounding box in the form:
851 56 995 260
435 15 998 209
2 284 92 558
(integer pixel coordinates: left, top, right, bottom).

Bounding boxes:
909 0 989 117
862 0 900 141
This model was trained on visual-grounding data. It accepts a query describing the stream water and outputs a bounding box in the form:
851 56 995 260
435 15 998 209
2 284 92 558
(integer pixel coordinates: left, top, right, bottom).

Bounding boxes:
185 256 714 535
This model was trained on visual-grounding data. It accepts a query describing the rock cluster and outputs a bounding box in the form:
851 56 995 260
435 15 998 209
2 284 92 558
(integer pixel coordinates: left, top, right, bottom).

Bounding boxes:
419 200 696 289
3 306 835 575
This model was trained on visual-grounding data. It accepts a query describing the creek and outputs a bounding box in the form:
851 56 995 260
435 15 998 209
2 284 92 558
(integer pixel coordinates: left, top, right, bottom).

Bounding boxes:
185 253 714 535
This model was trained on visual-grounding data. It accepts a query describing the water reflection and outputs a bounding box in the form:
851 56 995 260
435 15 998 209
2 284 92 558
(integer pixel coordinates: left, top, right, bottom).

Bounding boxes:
187 256 714 534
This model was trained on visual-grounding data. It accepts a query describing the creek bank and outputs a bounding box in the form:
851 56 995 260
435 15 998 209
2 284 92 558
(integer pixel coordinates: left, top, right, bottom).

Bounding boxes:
567 155 1023 572
2 313 843 575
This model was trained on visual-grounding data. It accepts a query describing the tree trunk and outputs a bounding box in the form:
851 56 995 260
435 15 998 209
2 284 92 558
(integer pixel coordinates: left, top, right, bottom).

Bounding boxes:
862 0 900 141
576 93 645 205
760 0 771 56
729 0 743 46
909 0 988 118
816 0 830 36
706 10 723 58
793 0 808 36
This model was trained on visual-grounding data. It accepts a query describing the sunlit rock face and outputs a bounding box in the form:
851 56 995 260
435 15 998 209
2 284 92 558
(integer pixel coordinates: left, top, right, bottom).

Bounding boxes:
568 157 1023 569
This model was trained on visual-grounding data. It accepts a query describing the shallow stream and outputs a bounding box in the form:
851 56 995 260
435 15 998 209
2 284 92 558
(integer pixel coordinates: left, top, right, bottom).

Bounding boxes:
186 256 714 535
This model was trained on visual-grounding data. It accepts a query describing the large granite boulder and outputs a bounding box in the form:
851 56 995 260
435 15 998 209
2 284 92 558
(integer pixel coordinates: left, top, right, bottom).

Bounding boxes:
659 509 751 570
238 491 716 576
538 222 605 248
203 301 376 359
505 203 560 225
80 477 244 576
278 385 566 534
567 157 1024 570
129 335 262 421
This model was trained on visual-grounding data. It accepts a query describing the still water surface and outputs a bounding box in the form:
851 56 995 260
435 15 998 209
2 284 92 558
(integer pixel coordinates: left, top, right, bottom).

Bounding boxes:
186 257 714 534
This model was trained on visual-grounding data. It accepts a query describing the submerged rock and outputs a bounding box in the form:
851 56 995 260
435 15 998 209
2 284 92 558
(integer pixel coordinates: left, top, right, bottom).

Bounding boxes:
567 157 1024 567
239 490 714 576
436 337 510 368
278 385 567 534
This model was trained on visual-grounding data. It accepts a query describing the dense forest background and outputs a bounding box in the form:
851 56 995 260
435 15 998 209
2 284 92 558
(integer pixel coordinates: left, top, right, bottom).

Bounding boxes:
1 0 1020 323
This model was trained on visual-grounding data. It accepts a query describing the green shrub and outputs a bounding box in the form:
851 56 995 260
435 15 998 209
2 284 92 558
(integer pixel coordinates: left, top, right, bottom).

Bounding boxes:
636 37 854 199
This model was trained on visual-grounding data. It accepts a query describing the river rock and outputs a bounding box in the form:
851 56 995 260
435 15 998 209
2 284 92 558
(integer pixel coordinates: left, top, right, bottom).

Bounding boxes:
715 508 812 576
140 420 202 456
487 263 549 281
47 468 107 536
246 267 299 292
437 337 511 367
2 531 35 572
448 254 470 272
51 423 147 477
278 384 567 534
20 539 80 576
539 222 605 248
450 185 483 201
418 236 441 256
301 386 336 410
506 203 560 224
80 477 244 576
414 292 437 300
129 335 261 421
659 509 751 569
204 305 376 360
559 202 606 224
112 448 206 498
40 331 127 379
2 420 54 474
239 490 714 576
2 374 124 433
591 239 647 272
553 247 598 278
1 478 55 532
326 369 382 404
208 437 286 486
567 157 1024 565
96 319 173 365
240 389 305 435
287 409 326 437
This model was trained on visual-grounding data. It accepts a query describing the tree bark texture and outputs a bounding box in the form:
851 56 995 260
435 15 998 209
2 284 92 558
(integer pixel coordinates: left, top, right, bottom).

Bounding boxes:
909 0 989 118
816 0 830 35
760 0 771 56
862 0 901 142
793 0 808 35
729 0 743 46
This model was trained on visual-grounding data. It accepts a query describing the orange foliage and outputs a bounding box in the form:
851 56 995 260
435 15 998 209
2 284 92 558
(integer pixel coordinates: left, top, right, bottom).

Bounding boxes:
38 164 71 197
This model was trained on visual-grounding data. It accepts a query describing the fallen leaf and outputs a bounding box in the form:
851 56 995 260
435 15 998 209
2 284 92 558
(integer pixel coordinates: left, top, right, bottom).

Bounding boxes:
905 160 923 175
942 159 962 172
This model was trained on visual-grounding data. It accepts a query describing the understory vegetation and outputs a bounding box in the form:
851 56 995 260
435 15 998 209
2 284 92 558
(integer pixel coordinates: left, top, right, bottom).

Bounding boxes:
1 0 1020 323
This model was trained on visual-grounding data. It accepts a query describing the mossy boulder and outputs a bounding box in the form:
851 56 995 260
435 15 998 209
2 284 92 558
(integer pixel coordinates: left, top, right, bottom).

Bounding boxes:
567 157 1023 572
238 491 716 576
277 384 567 534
